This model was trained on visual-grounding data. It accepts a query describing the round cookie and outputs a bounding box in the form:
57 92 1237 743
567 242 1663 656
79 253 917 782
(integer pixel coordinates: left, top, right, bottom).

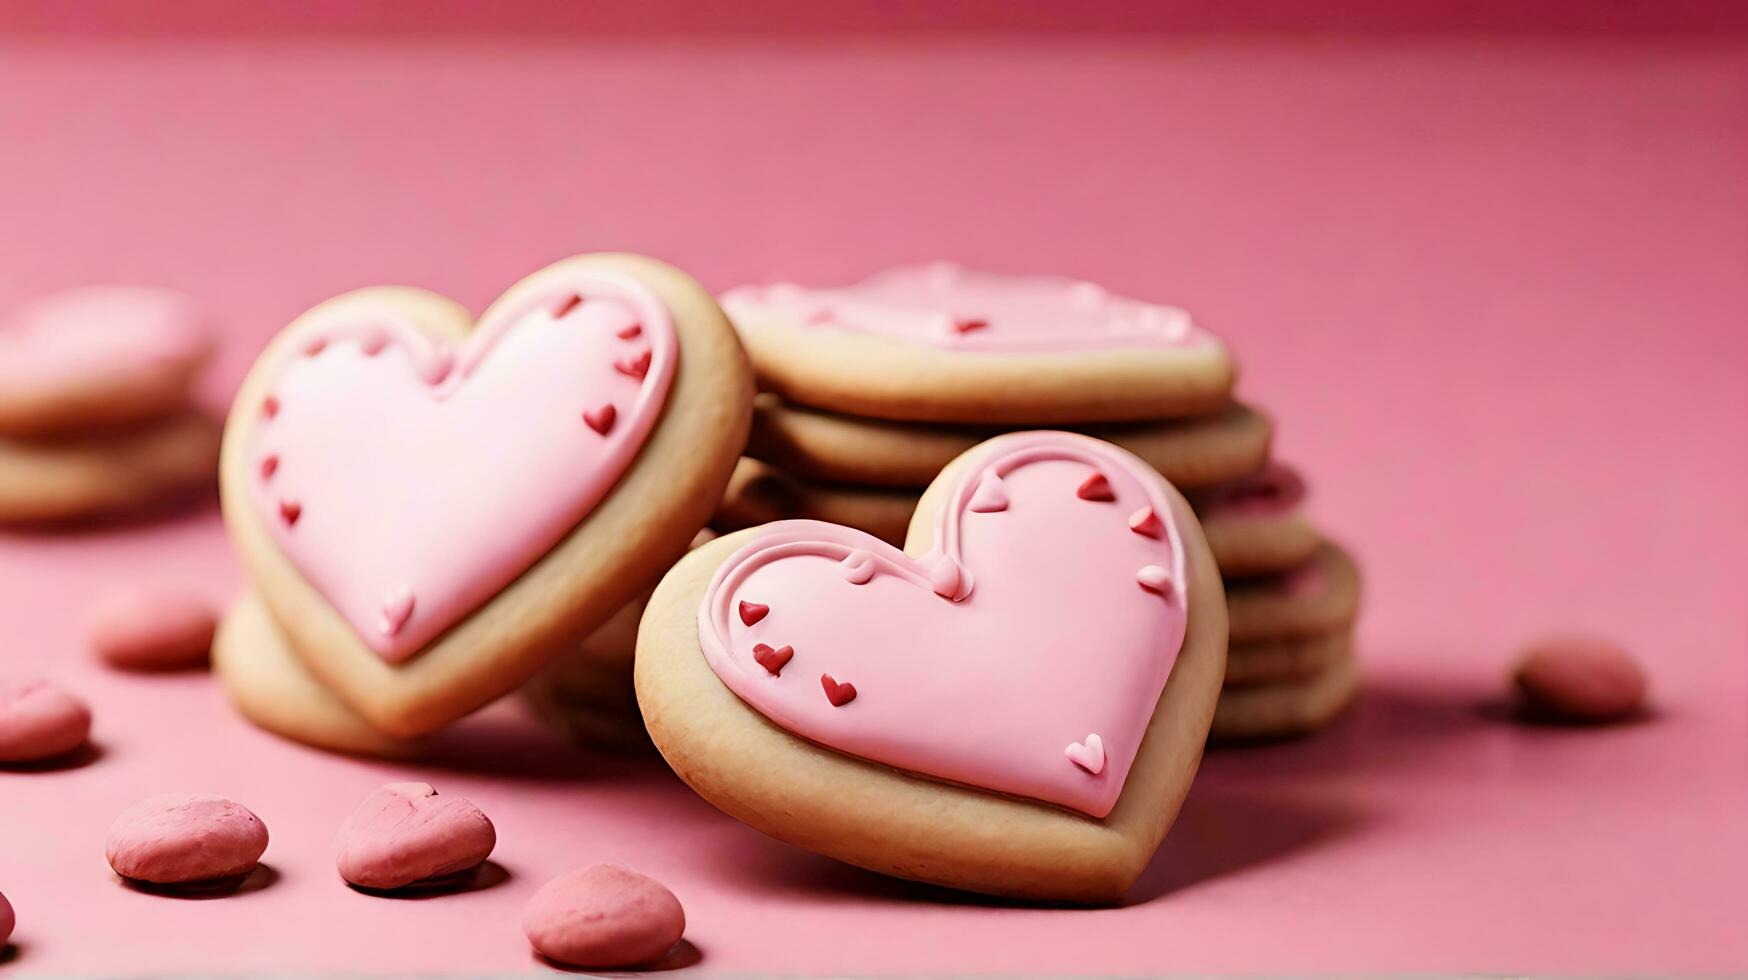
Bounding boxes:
1226 541 1361 645
213 592 423 759
714 457 916 546
639 431 1228 902
0 286 213 437
721 263 1234 424
219 253 754 738
1192 462 1320 578
0 411 221 524
1225 628 1353 688
747 394 1272 490
1210 658 1361 742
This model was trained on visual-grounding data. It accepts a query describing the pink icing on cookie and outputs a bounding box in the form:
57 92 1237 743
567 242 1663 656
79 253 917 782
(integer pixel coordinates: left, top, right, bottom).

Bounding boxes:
720 263 1218 354
246 270 677 662
1195 461 1308 517
698 431 1188 818
0 286 209 387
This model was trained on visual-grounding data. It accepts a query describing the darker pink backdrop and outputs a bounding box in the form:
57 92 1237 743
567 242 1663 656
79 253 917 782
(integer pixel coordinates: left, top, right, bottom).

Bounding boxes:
0 21 1744 975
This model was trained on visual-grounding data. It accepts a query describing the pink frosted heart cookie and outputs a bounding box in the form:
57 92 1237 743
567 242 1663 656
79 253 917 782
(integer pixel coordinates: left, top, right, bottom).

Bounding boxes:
0 679 92 763
523 864 685 968
106 794 269 885
87 586 217 671
336 782 495 890
0 286 213 437
638 430 1228 901
721 263 1234 424
219 254 753 736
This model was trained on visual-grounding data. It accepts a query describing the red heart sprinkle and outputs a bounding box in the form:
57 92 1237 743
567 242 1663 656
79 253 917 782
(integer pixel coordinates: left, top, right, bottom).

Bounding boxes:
615 349 652 380
1129 506 1164 538
260 455 279 480
616 323 643 339
553 293 583 318
582 404 616 435
279 499 303 527
752 643 794 676
1077 472 1115 502
821 674 857 707
953 317 989 334
304 338 328 357
738 600 769 627
262 396 280 419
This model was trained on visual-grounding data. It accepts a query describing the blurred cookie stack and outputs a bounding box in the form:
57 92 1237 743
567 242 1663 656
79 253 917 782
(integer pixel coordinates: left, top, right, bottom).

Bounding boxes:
0 287 221 525
710 263 1362 743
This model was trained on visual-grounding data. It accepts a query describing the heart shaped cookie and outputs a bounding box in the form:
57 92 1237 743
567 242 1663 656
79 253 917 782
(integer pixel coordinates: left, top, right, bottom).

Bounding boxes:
221 254 753 736
637 430 1226 902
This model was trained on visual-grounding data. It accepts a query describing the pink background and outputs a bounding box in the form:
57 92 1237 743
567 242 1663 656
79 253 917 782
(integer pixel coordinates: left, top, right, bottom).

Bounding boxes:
1 11 1745 974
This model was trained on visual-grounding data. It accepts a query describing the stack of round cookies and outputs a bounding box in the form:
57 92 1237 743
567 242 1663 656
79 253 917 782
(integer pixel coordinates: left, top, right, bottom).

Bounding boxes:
709 263 1363 742
0 287 221 524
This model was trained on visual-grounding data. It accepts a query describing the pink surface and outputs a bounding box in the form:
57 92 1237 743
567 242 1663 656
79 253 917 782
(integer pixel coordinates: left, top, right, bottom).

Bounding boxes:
0 29 1744 975
242 267 675 661
700 434 1188 818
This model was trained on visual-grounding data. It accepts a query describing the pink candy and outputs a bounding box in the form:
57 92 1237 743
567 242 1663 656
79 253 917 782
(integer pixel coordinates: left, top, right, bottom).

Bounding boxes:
1514 634 1648 723
523 864 686 968
87 587 217 672
0 890 13 949
336 782 496 891
106 795 269 885
0 679 91 763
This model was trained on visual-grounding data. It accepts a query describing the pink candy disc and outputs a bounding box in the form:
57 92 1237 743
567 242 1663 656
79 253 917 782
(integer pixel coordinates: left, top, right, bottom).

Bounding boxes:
335 782 496 891
106 795 269 885
523 865 685 969
0 679 92 763
87 587 217 672
1513 635 1647 724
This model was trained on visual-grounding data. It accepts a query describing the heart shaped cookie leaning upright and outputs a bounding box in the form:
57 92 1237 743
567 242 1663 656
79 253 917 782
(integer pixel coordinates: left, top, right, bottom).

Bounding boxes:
637 430 1227 902
220 254 753 737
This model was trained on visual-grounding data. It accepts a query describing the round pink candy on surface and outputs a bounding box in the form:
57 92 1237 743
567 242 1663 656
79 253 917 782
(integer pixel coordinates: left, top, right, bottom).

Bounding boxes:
87 587 217 672
523 864 686 968
336 782 496 891
106 794 269 885
1513 635 1647 724
0 679 92 763
0 890 14 948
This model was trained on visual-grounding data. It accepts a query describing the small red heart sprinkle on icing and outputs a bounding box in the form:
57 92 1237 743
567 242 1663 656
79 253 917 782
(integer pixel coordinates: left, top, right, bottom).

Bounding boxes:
752 643 794 676
552 293 583 319
1076 472 1115 502
260 455 279 480
839 550 876 585
615 349 652 380
305 338 328 357
262 396 280 419
1136 565 1173 596
279 499 303 526
1129 506 1164 538
582 404 617 435
953 317 989 334
616 323 642 339
379 586 415 638
738 600 769 627
821 673 857 707
360 331 388 356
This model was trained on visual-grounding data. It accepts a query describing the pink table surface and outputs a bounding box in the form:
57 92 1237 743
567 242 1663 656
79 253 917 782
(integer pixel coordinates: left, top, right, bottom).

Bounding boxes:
1 29 1745 976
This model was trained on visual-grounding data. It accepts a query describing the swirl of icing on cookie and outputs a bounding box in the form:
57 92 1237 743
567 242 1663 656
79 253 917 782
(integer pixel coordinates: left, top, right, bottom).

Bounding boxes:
721 262 1217 353
698 431 1189 818
245 270 677 663
0 286 210 386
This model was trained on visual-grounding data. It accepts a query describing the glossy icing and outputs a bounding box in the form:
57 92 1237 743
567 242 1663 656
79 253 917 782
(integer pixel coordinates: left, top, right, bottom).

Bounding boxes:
720 262 1219 353
0 286 208 386
698 431 1188 818
246 271 677 662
